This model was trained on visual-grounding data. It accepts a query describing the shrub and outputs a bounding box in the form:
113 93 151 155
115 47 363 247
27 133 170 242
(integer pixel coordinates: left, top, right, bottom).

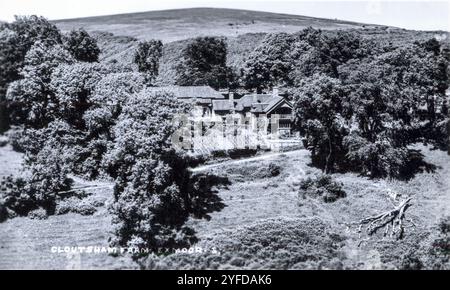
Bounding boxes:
299 174 346 203
55 196 97 216
425 217 450 269
143 217 347 269
0 145 73 216
28 207 48 220
377 217 450 269
268 163 281 177
1 175 38 215
0 135 7 147
0 202 8 222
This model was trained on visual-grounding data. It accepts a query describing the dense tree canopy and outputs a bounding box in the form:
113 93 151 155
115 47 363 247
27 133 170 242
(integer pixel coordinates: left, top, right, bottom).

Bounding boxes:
241 33 296 90
0 16 63 132
103 89 198 254
63 28 101 62
6 41 74 128
293 75 350 173
175 37 232 89
294 38 449 178
134 40 163 82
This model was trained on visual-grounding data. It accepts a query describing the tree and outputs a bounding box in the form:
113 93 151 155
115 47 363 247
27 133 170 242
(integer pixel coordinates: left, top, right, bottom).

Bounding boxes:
80 72 146 179
175 37 232 89
103 88 196 255
339 42 448 178
289 28 367 86
293 75 350 173
50 62 105 129
240 28 367 91
134 40 163 82
6 41 74 129
1 121 76 216
63 28 100 62
0 16 62 132
241 33 295 91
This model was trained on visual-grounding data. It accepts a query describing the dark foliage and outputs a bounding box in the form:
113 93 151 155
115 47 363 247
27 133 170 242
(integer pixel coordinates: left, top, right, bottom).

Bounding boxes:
241 33 296 90
143 217 347 269
134 40 163 82
104 89 225 258
0 16 63 132
298 174 346 203
175 37 233 89
0 154 72 217
64 29 100 62
293 35 448 179
293 75 349 173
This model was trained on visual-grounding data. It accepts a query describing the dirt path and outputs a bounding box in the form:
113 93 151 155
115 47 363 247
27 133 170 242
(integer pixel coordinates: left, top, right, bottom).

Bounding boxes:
190 149 306 173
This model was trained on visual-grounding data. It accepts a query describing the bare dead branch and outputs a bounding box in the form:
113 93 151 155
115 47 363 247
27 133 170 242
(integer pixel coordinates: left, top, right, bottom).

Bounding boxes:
357 197 412 240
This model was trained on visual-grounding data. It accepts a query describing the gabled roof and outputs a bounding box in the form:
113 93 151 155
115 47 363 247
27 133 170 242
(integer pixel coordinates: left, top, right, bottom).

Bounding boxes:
263 96 292 114
235 94 273 111
147 86 225 100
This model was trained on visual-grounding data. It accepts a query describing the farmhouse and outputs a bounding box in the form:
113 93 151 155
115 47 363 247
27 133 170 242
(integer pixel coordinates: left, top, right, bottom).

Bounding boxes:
150 85 294 137
146 85 226 117
212 88 293 136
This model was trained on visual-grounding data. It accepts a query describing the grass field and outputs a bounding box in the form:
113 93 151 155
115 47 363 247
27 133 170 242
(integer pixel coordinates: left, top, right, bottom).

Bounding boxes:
1 142 448 269
53 8 378 43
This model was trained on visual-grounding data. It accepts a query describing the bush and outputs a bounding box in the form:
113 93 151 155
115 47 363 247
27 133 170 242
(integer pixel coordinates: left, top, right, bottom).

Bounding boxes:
64 29 100 62
28 207 48 220
0 135 7 147
0 144 73 216
268 163 281 177
143 217 347 269
221 162 281 182
299 174 346 203
0 202 8 222
1 175 39 215
425 217 450 269
55 196 97 216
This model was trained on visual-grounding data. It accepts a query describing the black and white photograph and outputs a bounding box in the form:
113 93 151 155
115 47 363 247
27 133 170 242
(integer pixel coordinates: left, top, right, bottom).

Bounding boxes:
0 0 449 272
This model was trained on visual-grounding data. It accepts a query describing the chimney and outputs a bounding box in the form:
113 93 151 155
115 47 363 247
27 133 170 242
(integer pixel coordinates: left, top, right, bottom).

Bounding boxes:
272 86 279 97
229 92 235 113
253 92 258 103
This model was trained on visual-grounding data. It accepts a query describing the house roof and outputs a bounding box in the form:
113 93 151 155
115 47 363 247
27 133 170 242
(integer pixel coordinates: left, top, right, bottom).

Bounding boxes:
235 94 273 111
251 103 269 113
212 100 234 111
211 93 293 114
263 96 292 114
147 86 225 100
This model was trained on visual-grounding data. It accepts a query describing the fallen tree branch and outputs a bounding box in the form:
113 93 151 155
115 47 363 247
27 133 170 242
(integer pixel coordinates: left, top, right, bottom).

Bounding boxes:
358 197 412 240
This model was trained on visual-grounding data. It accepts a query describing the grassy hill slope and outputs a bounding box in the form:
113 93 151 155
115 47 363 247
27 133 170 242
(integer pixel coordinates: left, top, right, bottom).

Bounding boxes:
54 7 379 43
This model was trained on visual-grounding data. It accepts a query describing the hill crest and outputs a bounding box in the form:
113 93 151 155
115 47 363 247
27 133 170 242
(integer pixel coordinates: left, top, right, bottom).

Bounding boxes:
54 7 379 43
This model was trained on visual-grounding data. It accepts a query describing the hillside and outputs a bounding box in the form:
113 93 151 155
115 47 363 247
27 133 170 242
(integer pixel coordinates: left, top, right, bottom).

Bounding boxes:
1 143 448 269
54 7 446 87
54 7 379 43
